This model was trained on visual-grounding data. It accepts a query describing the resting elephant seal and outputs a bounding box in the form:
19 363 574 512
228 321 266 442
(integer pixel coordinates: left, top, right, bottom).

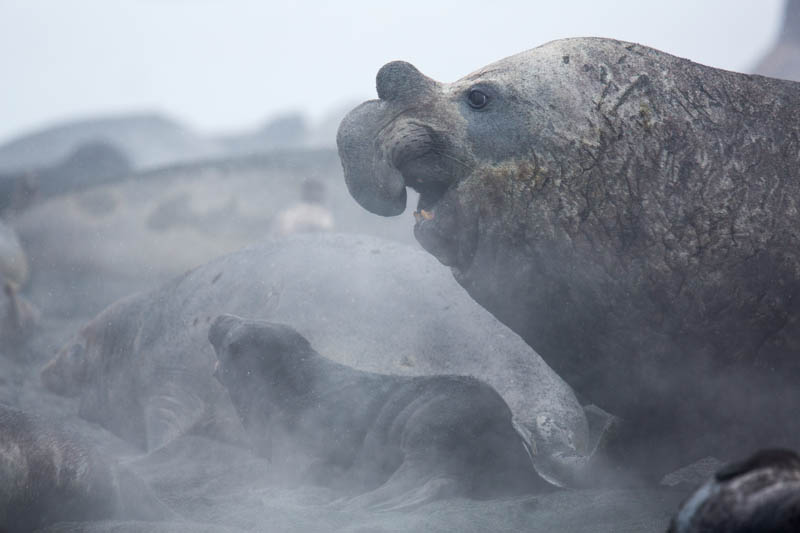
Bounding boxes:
40 234 590 487
0 403 173 531
209 314 548 508
668 449 800 533
337 37 800 473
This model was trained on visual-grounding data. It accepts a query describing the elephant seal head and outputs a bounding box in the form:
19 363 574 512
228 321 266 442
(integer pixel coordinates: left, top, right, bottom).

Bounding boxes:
337 43 598 270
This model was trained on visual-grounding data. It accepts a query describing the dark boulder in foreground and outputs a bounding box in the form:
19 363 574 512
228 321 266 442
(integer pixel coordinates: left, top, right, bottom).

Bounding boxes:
337 37 800 474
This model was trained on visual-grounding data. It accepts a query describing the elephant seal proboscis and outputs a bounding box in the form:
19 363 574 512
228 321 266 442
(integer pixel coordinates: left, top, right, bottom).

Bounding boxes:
209 314 548 509
337 37 800 473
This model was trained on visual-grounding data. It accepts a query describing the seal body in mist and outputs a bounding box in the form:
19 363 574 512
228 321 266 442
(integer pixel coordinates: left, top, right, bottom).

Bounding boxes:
0 403 172 531
40 234 590 488
337 37 800 473
668 449 800 533
209 314 548 508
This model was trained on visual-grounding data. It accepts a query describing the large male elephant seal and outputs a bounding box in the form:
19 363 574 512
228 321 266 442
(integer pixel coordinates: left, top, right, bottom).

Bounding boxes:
337 37 800 474
0 403 173 531
209 314 548 509
40 234 591 487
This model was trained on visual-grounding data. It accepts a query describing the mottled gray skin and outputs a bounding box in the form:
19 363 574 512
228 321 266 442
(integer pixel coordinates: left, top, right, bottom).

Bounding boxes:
40 234 588 487
209 314 548 507
668 449 800 533
0 404 173 532
337 37 800 473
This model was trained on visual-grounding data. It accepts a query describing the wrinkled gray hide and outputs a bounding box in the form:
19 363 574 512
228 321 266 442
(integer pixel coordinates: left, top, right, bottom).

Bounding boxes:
41 234 589 486
337 37 800 474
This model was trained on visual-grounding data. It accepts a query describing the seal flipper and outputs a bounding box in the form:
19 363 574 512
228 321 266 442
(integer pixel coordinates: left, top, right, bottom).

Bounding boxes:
109 463 178 521
188 380 249 450
342 460 461 512
143 378 205 451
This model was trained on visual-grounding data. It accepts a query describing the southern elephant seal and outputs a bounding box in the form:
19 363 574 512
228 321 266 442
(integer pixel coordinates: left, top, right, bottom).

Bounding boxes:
0 403 173 531
209 314 548 508
40 234 591 487
668 448 800 533
337 37 800 474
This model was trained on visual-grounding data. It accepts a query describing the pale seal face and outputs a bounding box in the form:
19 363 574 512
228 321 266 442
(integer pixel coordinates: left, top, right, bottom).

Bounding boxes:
337 37 800 469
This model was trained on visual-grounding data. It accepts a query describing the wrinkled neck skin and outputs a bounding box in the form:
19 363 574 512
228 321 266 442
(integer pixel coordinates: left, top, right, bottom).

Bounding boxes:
338 37 800 468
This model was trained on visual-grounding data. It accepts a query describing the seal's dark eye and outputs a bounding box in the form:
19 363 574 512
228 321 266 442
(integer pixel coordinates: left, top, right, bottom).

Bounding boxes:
467 89 488 109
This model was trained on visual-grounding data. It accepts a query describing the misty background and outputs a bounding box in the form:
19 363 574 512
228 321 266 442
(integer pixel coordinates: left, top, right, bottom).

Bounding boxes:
0 0 785 145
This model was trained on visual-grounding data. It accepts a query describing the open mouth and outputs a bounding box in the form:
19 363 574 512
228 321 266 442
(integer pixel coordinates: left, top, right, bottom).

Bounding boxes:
411 179 450 222
395 153 456 223
402 174 479 270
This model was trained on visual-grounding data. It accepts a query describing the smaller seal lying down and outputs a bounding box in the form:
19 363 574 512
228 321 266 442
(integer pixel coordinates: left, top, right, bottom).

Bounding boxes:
668 449 800 533
0 404 173 532
209 314 548 509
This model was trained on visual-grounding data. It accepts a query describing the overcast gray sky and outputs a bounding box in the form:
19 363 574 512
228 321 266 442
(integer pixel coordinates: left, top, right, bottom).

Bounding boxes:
0 0 785 143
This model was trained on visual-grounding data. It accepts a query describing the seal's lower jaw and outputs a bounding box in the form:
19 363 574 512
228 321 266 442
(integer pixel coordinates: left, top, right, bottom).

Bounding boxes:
412 185 477 271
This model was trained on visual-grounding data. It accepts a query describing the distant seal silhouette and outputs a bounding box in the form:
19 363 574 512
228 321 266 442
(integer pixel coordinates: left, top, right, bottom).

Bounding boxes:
668 449 800 533
209 314 548 508
337 37 800 474
0 403 173 531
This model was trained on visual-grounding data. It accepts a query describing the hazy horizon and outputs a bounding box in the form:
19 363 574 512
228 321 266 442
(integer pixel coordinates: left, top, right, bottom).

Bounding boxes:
0 0 785 144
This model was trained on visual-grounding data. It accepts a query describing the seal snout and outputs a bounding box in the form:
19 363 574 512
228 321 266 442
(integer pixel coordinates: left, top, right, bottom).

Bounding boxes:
376 61 436 103
208 313 244 352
